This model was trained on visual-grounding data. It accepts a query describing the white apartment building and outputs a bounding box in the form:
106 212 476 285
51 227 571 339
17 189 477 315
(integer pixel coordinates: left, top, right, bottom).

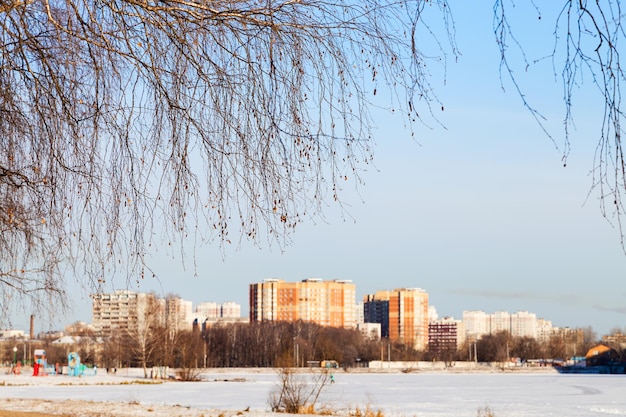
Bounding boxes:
220 301 241 318
462 310 490 338
355 301 365 325
462 310 549 340
491 311 511 334
536 318 555 342
357 322 381 339
91 290 165 335
0 330 26 339
193 301 242 328
166 296 193 332
428 306 439 322
196 302 220 318
92 291 199 335
510 311 537 338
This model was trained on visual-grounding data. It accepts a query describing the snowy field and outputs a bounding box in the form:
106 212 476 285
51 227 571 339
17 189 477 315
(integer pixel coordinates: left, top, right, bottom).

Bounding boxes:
0 368 625 416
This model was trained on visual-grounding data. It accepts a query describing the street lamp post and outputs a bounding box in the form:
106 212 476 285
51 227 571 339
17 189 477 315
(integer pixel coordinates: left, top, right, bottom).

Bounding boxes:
13 346 17 366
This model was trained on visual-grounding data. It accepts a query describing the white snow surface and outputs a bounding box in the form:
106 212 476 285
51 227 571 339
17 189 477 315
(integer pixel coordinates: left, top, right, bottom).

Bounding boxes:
0 368 625 416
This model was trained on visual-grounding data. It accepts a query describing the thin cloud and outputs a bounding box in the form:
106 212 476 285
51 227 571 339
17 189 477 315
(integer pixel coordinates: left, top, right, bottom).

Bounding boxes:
592 305 626 315
448 288 583 304
448 289 626 316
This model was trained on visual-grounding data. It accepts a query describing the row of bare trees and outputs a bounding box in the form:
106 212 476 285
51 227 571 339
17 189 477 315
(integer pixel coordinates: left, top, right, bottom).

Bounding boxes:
98 322 607 369
202 321 381 368
7 322 613 372
16 321 382 371
461 328 599 364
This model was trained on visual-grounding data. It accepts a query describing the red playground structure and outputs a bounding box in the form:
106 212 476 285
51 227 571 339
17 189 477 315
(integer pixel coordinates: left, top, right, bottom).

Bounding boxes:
32 349 47 376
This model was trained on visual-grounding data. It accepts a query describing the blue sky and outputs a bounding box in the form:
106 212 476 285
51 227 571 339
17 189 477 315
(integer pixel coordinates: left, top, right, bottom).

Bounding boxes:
14 2 626 337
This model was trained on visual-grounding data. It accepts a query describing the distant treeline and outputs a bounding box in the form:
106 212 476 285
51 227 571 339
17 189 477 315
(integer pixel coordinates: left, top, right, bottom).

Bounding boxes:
5 321 606 370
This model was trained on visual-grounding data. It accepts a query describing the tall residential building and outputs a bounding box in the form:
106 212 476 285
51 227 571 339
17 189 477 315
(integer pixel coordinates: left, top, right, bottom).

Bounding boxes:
221 301 241 318
428 306 439 322
536 318 555 342
91 290 165 335
195 301 241 319
249 278 357 328
491 311 511 334
193 301 244 329
462 310 490 340
463 310 542 340
196 302 221 318
510 311 537 338
363 288 429 351
363 297 390 337
355 301 365 325
165 296 193 333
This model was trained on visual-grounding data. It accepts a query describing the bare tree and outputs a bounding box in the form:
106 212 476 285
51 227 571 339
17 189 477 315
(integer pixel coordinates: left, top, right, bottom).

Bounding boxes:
511 336 543 362
101 333 130 371
546 334 567 360
174 330 203 381
4 0 626 318
495 1 626 243
0 0 453 317
126 293 163 377
476 331 513 364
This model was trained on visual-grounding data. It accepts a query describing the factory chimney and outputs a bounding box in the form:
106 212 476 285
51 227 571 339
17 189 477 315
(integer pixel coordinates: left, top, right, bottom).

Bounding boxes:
29 314 34 340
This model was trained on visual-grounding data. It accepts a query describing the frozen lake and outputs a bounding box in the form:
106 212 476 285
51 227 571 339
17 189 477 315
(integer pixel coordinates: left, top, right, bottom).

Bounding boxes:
1 370 625 416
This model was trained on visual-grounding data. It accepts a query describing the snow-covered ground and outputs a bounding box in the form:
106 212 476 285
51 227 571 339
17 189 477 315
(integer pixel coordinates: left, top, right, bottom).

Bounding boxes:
0 368 624 416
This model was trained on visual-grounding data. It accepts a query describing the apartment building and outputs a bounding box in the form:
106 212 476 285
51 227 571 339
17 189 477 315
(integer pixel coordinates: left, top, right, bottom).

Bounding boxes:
363 297 389 338
357 322 381 339
536 318 554 342
249 278 357 328
193 301 244 329
462 310 547 340
196 302 221 319
510 311 538 338
195 301 242 319
491 311 511 334
165 296 193 333
602 332 626 350
463 310 490 339
220 301 241 318
91 290 165 335
92 291 198 335
363 288 429 351
428 317 465 356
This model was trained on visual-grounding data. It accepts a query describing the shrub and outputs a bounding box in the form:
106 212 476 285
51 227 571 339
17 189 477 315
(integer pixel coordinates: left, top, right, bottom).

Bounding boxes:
268 367 331 413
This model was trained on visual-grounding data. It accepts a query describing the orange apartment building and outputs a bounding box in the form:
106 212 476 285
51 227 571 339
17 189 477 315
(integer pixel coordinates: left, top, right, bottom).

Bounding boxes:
364 288 429 351
249 278 356 328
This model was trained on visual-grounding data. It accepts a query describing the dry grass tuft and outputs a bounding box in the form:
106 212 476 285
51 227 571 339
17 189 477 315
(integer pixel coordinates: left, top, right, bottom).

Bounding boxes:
350 405 385 417
477 406 497 417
